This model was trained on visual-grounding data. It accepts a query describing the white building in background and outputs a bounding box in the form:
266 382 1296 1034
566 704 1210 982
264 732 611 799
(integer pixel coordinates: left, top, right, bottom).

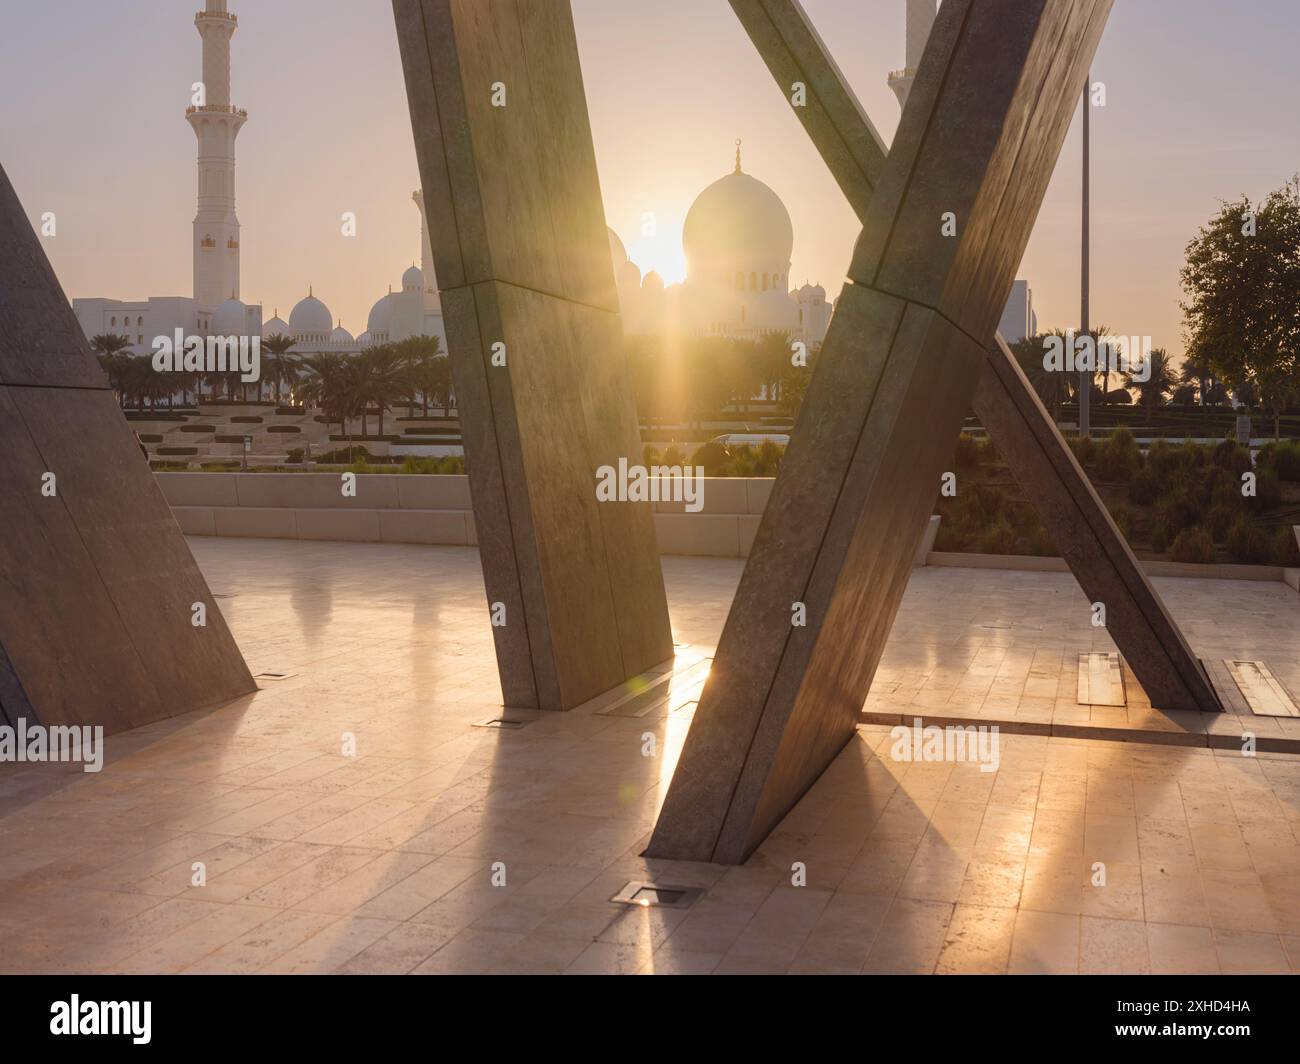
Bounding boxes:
73 1 446 363
998 280 1038 344
611 143 834 347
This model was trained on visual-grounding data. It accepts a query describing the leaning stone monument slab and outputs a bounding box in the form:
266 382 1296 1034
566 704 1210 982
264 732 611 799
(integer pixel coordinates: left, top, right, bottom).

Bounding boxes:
0 163 255 734
649 0 1115 864
393 0 674 711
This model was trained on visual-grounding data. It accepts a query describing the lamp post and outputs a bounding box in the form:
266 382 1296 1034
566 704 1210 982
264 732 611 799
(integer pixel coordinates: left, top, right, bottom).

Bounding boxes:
1079 73 1091 438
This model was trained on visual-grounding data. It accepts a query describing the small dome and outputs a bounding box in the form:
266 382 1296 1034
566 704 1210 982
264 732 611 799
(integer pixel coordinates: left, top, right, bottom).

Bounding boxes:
367 293 395 335
616 259 642 290
212 297 248 336
356 330 372 347
331 322 355 344
643 270 664 291
402 265 423 291
262 314 292 338
608 227 628 267
290 291 333 336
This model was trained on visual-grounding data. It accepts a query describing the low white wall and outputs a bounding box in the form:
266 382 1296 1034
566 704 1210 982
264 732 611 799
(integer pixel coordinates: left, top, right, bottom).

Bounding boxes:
159 473 775 559
156 473 1295 582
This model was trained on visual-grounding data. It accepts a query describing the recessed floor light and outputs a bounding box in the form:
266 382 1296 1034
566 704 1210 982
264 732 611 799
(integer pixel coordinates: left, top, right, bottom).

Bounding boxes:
254 672 294 682
611 881 703 910
1077 652 1125 706
473 716 529 730
1226 660 1298 718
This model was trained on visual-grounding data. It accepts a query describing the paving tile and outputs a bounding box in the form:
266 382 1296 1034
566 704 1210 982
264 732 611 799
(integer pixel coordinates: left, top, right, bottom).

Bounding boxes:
4 540 1298 974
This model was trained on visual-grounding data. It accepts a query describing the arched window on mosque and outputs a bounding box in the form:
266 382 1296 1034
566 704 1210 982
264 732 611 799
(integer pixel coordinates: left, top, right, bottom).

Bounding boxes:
762 273 770 291
735 272 744 291
137 316 143 326
749 272 757 291
110 317 116 327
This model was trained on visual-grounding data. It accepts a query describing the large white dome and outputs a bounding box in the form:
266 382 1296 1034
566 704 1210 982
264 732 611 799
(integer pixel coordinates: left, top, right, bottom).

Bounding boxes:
212 297 248 336
402 265 424 291
367 293 395 335
290 291 332 336
683 155 794 285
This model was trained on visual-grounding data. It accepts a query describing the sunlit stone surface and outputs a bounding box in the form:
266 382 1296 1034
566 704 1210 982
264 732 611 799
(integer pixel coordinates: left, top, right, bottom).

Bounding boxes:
0 538 1296 973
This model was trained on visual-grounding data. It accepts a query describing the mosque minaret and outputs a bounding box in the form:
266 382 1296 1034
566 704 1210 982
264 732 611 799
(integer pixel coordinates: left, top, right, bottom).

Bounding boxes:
887 0 935 109
187 0 247 309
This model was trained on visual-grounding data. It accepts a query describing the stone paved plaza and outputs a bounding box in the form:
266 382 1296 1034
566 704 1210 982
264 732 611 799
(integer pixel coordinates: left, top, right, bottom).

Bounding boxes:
2 539 1299 974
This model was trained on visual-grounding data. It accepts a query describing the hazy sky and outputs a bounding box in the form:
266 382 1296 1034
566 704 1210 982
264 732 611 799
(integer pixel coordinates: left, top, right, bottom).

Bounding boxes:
2 1 1297 358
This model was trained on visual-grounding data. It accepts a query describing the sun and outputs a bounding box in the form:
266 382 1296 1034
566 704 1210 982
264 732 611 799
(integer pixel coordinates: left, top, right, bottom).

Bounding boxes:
626 228 688 286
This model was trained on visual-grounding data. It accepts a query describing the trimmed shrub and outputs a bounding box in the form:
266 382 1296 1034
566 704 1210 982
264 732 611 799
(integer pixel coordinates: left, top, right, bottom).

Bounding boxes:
286 448 305 464
315 446 375 464
1226 518 1271 564
157 446 198 456
977 517 1017 555
1177 440 1208 471
1108 505 1132 540
1027 523 1058 557
1264 440 1300 481
1094 436 1140 481
1128 467 1160 505
1211 440 1252 477
1157 489 1204 536
933 520 968 553
1168 527 1214 564
1206 503 1238 541
1271 527 1300 566
1250 467 1283 510
1150 516 1170 554
137 434 162 443
1146 440 1180 479
690 441 730 474
267 425 301 433
230 416 263 424
1072 435 1096 467
953 433 981 472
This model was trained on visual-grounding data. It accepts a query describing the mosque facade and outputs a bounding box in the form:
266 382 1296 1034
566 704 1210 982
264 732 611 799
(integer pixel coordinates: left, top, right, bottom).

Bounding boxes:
72 1 446 362
610 144 835 347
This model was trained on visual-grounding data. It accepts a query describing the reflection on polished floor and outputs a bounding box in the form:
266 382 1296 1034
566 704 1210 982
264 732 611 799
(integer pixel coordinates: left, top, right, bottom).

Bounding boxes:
2 538 1299 974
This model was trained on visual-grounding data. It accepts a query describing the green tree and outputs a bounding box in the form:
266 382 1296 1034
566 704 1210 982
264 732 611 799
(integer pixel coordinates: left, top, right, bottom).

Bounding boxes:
1009 332 1073 420
299 353 350 434
261 333 298 404
1180 176 1300 439
392 335 446 415
1126 347 1175 415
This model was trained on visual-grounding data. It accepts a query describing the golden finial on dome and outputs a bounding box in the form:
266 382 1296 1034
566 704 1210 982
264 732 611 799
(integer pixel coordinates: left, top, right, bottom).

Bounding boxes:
734 138 743 174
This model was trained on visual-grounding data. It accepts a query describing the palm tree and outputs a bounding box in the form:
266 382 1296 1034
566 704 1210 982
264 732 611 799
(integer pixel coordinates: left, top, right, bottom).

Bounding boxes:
352 344 414 437
755 330 793 404
91 335 133 404
392 335 445 415
1009 333 1073 421
1179 348 1228 406
299 352 350 433
90 333 133 359
261 333 297 404
1126 346 1175 416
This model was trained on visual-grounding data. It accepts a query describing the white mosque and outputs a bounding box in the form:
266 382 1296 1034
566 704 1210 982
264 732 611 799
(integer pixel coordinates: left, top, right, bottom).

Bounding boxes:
72 0 1031 371
72 1 446 360
610 141 835 346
